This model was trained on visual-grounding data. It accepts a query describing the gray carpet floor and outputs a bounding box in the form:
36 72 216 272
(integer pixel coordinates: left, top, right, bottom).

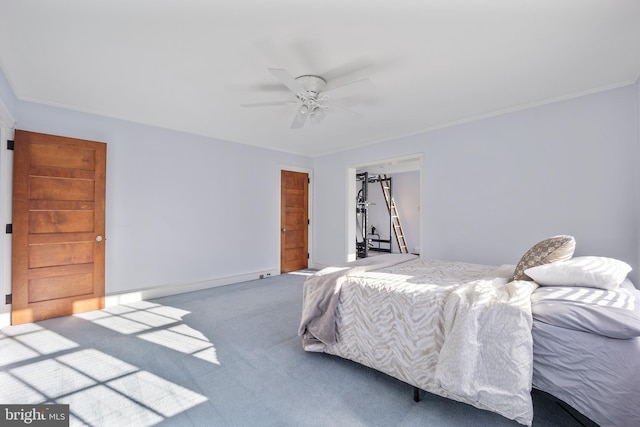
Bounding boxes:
0 271 595 426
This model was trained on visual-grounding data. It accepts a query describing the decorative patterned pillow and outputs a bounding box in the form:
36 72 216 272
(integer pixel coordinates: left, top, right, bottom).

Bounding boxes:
512 235 576 281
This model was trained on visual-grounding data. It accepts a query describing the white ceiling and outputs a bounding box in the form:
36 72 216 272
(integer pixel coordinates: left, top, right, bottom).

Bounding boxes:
1 1 639 157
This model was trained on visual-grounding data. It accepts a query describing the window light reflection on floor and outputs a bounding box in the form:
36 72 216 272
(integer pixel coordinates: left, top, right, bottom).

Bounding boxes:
108 370 208 417
0 324 78 367
0 324 209 426
0 371 48 403
7 324 78 356
57 348 138 382
75 301 221 365
138 326 220 365
60 384 164 427
0 334 41 367
10 358 97 398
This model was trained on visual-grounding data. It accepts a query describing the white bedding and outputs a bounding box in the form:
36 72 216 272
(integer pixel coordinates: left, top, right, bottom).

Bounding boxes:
531 284 640 339
532 321 640 427
531 280 640 426
300 257 537 426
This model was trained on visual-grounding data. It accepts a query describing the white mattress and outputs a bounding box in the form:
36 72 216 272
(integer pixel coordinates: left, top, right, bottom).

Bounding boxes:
532 320 640 427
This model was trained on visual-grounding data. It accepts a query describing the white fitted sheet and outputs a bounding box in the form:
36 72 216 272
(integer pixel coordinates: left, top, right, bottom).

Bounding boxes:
532 320 640 427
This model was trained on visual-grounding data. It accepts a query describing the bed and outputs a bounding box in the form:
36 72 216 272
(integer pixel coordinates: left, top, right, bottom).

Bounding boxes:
298 237 640 427
530 280 640 427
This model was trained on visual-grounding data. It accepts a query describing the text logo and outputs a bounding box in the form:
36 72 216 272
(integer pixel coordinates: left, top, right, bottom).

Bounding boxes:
1 405 69 426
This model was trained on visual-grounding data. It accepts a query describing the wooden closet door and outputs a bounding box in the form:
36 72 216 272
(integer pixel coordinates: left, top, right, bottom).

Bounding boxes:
280 170 308 273
12 130 106 324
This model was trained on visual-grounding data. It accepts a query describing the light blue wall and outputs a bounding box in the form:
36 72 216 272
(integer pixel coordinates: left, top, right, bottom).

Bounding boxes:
16 101 312 293
392 171 421 254
312 85 640 285
0 66 16 117
636 76 640 281
0 66 312 295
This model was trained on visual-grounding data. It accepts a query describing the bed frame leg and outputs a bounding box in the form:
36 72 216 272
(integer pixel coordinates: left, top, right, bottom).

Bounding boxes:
413 386 420 402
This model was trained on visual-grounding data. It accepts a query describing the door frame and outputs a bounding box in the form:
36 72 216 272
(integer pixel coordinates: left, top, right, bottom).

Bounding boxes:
278 165 313 272
346 154 423 262
0 127 14 328
0 100 15 327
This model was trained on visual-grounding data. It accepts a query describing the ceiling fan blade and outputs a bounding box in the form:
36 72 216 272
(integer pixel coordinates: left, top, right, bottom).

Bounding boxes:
290 105 309 129
247 82 294 93
240 100 297 108
324 78 375 98
269 68 305 94
326 101 362 121
321 57 375 83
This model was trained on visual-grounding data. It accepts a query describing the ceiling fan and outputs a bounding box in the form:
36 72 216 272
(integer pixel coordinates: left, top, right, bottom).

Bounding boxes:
242 68 374 129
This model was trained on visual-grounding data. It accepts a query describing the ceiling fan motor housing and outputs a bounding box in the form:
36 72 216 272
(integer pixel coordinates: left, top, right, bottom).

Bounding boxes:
295 75 329 114
295 75 327 95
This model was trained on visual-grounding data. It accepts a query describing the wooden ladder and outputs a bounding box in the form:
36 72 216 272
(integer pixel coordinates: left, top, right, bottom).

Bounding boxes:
379 175 409 254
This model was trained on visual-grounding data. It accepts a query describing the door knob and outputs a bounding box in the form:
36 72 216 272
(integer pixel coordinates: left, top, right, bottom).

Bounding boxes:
281 228 286 233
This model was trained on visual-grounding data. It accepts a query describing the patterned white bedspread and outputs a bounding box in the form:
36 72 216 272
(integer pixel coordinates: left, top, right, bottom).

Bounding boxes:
300 257 537 426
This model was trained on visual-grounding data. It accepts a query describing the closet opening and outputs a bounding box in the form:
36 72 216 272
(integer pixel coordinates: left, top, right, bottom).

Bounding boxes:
347 154 423 261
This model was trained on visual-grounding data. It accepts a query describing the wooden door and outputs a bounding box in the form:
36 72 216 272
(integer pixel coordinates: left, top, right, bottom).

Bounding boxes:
12 130 106 325
280 170 308 273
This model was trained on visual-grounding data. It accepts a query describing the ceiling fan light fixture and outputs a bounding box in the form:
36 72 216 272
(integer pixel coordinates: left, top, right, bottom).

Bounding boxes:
310 107 326 125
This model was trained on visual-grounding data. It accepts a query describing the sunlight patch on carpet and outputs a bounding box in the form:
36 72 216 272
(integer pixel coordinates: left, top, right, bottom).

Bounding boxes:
56 349 138 382
10 359 97 398
1 324 78 362
108 371 208 417
138 326 220 365
76 301 221 365
59 384 164 427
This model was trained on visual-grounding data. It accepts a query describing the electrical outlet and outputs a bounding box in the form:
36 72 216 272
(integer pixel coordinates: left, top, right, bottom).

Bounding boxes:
259 274 264 279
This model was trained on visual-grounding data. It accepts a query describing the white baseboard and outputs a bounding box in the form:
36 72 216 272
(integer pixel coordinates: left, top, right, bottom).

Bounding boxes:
308 261 329 270
105 269 281 307
0 310 10 329
0 269 280 329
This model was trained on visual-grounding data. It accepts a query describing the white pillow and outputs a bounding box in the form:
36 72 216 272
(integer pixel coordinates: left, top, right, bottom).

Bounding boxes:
525 256 631 290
